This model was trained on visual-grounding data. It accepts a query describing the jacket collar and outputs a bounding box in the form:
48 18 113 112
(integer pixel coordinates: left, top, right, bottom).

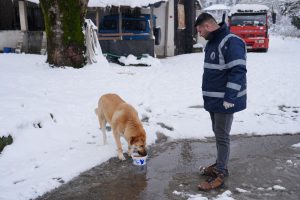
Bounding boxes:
207 22 229 41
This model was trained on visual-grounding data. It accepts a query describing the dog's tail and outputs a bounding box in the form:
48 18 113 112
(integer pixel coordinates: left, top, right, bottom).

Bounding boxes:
94 108 98 115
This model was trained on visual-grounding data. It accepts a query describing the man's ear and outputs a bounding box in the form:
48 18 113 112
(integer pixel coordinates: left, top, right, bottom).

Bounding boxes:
205 22 213 31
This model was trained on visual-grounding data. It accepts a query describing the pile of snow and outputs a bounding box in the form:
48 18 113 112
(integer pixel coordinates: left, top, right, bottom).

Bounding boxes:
118 54 160 66
257 187 272 191
272 185 286 191
213 190 234 200
235 188 250 193
193 43 204 48
286 160 293 165
292 143 300 148
187 194 209 200
173 190 209 200
230 4 269 15
173 190 234 200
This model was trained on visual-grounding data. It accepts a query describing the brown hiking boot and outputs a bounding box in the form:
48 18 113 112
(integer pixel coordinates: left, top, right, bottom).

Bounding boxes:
198 170 225 191
199 163 229 177
199 163 216 177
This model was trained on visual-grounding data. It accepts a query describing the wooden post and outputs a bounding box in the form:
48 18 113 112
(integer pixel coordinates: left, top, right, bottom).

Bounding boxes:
118 7 122 40
184 0 195 53
165 0 175 56
150 6 154 39
18 0 28 31
96 8 100 29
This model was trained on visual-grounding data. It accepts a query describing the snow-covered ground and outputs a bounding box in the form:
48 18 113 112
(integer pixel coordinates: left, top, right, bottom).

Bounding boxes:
174 190 235 200
0 36 300 200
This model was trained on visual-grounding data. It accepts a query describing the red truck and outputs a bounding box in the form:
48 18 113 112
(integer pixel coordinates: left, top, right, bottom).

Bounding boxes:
229 4 269 52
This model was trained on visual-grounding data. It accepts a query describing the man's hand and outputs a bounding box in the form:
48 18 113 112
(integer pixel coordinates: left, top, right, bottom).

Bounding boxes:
223 101 234 109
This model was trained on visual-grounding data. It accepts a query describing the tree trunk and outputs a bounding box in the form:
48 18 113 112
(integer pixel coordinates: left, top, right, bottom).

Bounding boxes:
40 0 88 68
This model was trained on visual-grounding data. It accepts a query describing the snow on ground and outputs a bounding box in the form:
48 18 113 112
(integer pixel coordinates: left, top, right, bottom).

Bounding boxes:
118 54 160 66
286 160 293 164
272 185 286 191
292 143 300 148
0 36 300 200
235 188 250 193
173 190 208 200
173 190 234 200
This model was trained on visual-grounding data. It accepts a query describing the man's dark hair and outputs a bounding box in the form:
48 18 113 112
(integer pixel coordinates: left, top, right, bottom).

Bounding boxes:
194 12 217 27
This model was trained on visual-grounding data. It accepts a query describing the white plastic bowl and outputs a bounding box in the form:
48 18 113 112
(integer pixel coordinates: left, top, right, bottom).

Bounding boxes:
131 153 148 166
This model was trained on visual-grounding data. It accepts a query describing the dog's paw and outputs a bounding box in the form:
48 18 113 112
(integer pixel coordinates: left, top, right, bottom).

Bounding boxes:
118 153 126 161
127 148 133 157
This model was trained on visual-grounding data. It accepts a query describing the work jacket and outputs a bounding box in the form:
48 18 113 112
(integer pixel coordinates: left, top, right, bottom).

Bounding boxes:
202 23 247 113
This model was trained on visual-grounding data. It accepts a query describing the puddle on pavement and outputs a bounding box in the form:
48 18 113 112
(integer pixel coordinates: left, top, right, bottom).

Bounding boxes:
37 134 300 200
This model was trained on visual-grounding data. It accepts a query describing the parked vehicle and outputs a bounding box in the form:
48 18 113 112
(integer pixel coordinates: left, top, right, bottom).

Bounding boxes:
98 14 161 62
229 4 269 52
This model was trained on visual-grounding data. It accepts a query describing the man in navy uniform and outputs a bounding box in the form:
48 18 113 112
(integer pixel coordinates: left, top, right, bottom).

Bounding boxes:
195 13 247 191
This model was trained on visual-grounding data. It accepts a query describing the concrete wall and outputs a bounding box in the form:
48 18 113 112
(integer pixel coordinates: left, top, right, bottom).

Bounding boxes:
141 3 168 57
0 31 22 51
153 3 167 57
23 31 43 54
0 30 43 54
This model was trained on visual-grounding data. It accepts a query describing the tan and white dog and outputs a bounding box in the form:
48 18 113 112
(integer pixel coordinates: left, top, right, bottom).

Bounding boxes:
95 93 147 160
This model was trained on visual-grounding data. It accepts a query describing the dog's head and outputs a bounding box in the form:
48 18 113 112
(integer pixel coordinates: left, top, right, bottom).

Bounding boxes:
130 135 147 156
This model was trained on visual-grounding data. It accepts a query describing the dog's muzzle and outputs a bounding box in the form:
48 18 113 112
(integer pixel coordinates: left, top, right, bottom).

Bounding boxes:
135 146 147 156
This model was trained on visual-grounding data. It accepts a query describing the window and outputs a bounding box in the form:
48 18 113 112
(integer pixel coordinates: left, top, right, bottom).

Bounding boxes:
231 14 266 26
122 20 146 31
101 19 117 30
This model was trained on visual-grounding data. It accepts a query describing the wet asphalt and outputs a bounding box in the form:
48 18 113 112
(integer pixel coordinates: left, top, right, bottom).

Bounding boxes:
36 133 300 200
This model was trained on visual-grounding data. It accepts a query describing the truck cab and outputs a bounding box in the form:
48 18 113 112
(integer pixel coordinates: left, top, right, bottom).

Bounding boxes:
229 4 269 52
98 14 161 61
99 14 157 40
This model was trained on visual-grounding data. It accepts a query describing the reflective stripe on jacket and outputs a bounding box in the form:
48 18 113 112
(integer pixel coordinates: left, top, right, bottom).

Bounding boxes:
202 23 247 113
